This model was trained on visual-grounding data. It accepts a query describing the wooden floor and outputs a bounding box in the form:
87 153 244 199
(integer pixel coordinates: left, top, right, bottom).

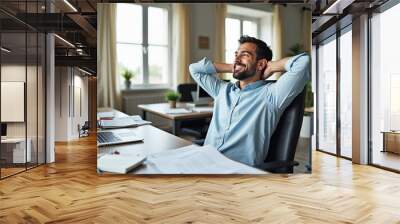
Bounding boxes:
372 150 400 171
1 135 400 223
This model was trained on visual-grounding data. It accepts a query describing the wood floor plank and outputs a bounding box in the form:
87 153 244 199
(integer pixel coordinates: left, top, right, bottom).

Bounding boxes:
0 135 400 223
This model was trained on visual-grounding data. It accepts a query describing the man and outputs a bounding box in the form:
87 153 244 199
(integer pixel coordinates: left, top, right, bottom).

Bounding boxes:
189 35 310 168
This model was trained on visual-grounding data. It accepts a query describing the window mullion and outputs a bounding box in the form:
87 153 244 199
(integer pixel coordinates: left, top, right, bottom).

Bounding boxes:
240 19 243 36
143 6 149 85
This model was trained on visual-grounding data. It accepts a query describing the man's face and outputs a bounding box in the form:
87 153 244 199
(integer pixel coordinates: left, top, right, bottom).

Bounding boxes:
233 42 258 80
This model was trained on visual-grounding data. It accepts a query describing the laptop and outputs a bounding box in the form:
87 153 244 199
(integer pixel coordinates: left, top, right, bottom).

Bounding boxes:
97 129 143 147
189 86 213 106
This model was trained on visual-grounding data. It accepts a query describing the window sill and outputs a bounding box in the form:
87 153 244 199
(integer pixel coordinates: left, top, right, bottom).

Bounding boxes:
121 85 171 93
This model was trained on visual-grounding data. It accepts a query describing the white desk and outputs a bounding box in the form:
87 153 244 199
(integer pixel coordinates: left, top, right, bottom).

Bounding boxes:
1 138 31 163
138 103 213 135
97 108 266 174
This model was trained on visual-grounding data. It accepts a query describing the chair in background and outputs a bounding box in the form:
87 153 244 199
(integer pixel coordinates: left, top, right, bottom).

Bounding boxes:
78 121 90 138
262 87 307 173
177 83 209 140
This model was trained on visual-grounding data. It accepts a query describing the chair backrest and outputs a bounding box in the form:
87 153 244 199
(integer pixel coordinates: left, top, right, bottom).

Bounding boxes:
265 87 306 173
177 83 197 102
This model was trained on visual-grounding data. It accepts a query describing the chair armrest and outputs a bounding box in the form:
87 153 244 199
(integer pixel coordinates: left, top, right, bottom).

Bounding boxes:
180 128 203 139
192 138 205 146
260 160 299 172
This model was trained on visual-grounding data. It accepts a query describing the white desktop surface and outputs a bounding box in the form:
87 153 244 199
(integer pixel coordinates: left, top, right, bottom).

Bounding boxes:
1 137 32 163
97 108 266 174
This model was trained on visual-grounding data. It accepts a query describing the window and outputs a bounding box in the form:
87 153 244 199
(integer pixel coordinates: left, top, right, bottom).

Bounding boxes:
370 2 400 171
339 28 352 158
116 4 171 88
317 36 337 155
225 16 259 64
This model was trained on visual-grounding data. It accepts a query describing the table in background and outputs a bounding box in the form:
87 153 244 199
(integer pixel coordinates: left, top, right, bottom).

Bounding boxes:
1 138 32 165
138 103 213 135
381 131 400 154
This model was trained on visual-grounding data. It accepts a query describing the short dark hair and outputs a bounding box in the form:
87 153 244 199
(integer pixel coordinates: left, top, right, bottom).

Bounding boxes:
238 35 273 61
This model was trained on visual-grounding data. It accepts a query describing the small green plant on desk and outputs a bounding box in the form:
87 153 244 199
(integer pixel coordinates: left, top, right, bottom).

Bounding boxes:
165 90 181 108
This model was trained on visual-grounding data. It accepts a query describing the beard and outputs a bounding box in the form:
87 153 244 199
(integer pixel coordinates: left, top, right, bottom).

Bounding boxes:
233 63 257 80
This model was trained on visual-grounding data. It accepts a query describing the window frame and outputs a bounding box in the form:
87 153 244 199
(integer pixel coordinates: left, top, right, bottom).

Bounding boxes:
225 13 260 63
116 3 172 90
368 1 400 172
315 22 353 161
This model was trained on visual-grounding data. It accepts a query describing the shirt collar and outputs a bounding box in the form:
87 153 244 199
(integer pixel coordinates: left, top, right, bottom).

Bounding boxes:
234 80 266 91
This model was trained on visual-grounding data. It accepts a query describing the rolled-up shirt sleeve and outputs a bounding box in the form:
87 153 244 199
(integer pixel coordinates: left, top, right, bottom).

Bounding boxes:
269 53 310 110
189 57 227 99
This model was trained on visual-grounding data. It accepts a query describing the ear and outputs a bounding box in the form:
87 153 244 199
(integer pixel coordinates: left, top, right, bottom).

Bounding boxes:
257 59 267 71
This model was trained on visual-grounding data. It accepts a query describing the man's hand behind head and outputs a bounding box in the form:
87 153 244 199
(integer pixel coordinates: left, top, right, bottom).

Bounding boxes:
262 61 273 80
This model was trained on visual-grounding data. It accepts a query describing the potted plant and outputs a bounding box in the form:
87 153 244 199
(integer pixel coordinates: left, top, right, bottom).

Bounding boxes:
165 90 181 108
121 69 134 89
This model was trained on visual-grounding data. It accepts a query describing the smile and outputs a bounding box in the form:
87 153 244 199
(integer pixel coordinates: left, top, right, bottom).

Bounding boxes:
234 63 246 73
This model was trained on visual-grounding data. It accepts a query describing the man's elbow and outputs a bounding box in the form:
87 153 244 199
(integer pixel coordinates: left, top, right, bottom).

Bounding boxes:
293 53 311 73
188 63 196 76
299 53 310 66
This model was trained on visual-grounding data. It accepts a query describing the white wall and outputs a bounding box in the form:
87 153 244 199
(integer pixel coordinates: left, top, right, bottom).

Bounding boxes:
54 67 89 141
189 4 217 62
281 5 304 56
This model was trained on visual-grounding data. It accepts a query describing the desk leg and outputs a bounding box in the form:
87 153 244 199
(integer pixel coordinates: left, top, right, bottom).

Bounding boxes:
172 120 180 136
142 110 147 120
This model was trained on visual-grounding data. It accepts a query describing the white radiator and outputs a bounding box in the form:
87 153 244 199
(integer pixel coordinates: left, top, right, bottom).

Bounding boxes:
123 92 170 128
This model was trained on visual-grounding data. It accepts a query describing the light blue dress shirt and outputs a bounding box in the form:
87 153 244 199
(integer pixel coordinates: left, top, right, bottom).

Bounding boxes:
189 53 310 167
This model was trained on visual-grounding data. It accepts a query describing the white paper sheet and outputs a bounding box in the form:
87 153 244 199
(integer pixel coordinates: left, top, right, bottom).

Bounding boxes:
165 108 192 114
192 107 213 113
99 115 151 129
97 111 115 119
133 145 266 174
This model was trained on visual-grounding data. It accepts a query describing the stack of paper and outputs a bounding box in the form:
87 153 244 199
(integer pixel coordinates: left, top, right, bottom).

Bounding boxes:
134 145 266 174
99 115 151 129
165 108 192 114
97 111 115 120
98 154 146 174
192 107 213 113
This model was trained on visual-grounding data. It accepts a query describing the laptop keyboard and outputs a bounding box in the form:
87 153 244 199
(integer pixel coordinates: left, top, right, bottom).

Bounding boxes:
97 132 122 144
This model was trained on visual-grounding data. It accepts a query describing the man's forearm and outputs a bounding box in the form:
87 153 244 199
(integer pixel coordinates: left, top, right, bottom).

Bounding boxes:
213 62 233 73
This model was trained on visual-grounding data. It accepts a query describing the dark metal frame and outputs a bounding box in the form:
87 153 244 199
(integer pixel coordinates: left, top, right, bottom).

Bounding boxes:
315 19 353 161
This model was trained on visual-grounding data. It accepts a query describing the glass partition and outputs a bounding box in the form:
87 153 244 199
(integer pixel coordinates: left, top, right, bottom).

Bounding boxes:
0 1 46 179
1 30 28 177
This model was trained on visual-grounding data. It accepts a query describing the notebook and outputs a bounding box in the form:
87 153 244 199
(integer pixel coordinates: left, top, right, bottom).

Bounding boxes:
99 115 151 129
97 154 146 174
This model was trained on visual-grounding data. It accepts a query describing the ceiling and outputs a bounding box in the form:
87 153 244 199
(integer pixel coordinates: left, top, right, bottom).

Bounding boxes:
0 0 391 75
0 0 98 74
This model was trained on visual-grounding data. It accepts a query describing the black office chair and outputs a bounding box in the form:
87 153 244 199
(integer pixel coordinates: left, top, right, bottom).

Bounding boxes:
78 121 90 138
177 83 209 139
261 87 306 173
